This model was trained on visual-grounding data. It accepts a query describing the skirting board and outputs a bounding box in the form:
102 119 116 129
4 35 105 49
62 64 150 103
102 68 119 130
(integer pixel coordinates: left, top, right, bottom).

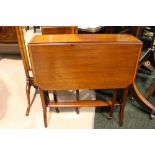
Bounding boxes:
0 43 19 54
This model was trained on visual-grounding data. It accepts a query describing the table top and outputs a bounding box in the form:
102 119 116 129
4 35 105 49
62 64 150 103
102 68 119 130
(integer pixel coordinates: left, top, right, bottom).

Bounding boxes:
29 34 142 44
28 34 142 90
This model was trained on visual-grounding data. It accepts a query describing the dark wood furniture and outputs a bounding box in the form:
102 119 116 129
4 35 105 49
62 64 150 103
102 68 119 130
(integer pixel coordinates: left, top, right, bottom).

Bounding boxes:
28 34 142 127
0 26 18 43
0 26 19 54
103 26 142 38
132 27 155 117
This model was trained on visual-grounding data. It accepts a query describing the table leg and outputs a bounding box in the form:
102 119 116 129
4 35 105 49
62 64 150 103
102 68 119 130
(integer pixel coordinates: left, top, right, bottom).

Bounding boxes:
40 88 48 128
53 90 59 113
120 87 129 127
26 79 31 116
109 89 118 118
75 90 80 114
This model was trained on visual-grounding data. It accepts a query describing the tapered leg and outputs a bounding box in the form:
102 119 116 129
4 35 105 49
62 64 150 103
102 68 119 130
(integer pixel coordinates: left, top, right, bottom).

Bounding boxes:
53 90 59 113
75 90 80 114
26 80 31 116
40 88 48 128
109 89 118 118
120 87 129 127
44 91 49 106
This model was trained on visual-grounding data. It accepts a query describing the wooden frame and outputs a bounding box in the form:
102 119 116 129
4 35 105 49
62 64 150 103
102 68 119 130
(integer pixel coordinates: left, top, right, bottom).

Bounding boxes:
132 27 155 118
41 26 78 35
15 26 33 116
28 34 142 127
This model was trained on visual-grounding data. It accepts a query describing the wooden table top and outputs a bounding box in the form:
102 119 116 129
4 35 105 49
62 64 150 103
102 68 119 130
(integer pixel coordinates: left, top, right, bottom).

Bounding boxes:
28 34 143 90
29 34 142 44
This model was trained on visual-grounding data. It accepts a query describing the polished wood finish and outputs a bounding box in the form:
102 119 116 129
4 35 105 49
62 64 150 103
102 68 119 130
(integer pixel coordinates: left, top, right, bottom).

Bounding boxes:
0 26 18 43
29 34 142 90
15 26 33 116
48 100 113 107
39 89 48 128
30 34 140 43
132 82 155 112
132 28 155 117
41 26 78 35
16 27 31 76
0 26 19 53
41 26 79 113
28 34 142 127
120 87 129 126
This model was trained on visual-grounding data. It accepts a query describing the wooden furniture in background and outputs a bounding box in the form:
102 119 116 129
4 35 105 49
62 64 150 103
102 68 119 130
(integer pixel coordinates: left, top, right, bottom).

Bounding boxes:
28 34 142 127
103 26 142 38
41 26 78 34
0 26 18 43
0 26 19 54
132 27 155 117
15 26 34 116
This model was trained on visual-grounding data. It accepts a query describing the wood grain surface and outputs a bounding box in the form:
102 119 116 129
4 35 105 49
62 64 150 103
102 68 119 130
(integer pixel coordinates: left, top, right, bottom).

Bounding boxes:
41 26 78 35
28 34 142 90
